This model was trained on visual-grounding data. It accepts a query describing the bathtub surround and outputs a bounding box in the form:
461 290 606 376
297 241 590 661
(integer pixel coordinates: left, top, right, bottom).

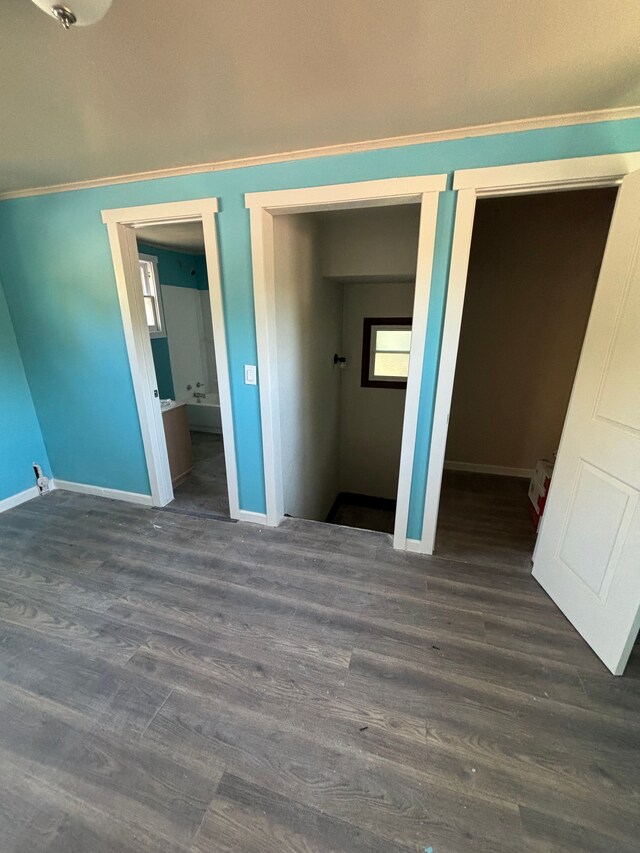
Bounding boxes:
137 241 211 402
0 280 50 507
160 285 206 402
159 286 219 416
187 393 223 434
0 117 638 535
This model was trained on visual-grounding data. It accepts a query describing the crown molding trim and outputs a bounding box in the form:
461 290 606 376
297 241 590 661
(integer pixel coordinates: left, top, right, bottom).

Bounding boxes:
1 105 639 201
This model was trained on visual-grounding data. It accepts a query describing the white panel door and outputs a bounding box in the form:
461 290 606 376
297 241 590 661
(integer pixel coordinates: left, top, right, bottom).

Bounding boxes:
533 169 640 675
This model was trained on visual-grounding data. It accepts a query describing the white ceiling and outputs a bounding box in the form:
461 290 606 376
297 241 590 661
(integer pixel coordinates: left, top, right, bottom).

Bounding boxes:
2 0 639 195
136 220 205 254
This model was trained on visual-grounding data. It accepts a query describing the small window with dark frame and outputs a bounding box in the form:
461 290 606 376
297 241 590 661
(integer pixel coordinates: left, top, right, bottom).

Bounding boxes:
361 317 412 388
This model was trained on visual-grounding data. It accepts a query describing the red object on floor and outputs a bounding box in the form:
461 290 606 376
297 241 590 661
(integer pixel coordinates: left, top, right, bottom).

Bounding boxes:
528 500 542 532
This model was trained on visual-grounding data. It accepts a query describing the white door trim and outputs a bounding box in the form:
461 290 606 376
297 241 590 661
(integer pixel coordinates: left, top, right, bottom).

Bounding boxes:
453 152 640 195
393 192 441 549
420 151 640 554
420 188 477 553
102 199 220 226
246 176 447 547
101 198 241 518
245 175 447 212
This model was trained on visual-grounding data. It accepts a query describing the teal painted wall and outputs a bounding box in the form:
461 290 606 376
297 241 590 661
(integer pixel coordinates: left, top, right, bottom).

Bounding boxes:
0 119 638 531
194 254 209 290
0 280 50 501
149 337 175 401
0 206 150 494
137 243 209 290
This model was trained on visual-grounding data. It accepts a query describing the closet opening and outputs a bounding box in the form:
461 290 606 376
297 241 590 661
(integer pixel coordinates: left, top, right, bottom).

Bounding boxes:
434 186 618 568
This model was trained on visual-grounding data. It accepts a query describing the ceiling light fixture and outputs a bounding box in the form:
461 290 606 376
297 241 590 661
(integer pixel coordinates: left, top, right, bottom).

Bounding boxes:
31 0 113 29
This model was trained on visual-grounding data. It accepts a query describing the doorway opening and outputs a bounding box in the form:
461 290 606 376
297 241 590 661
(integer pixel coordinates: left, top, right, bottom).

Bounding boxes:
247 175 446 548
274 204 420 535
102 197 239 520
433 187 618 568
135 220 229 518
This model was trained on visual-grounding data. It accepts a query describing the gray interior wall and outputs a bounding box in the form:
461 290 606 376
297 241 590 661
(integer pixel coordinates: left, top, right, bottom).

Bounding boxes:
338 280 415 499
274 214 343 521
317 205 421 500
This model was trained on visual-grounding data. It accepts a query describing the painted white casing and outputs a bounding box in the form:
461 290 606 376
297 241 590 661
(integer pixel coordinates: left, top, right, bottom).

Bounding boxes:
101 199 241 520
246 176 446 549
422 152 640 557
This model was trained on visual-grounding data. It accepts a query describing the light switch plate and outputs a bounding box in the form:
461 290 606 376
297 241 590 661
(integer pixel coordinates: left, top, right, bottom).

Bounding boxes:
244 364 257 385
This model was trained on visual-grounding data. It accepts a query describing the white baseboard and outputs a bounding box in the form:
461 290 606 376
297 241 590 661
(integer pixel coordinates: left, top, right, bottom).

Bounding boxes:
444 461 534 479
0 485 40 514
405 538 423 553
52 479 153 506
235 509 269 525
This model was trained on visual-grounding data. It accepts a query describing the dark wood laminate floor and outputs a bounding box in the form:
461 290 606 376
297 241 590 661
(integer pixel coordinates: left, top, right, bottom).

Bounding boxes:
325 471 535 547
0 490 638 852
436 470 536 569
168 431 229 518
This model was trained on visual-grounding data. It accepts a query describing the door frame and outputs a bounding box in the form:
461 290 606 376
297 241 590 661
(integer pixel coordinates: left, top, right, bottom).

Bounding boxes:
245 175 447 548
419 151 640 554
101 198 240 518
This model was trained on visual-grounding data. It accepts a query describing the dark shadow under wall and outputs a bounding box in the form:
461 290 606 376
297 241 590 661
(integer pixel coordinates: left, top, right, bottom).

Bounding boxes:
325 492 397 534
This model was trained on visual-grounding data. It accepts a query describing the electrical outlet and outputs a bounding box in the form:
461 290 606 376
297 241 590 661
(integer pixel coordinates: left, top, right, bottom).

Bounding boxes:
33 462 50 495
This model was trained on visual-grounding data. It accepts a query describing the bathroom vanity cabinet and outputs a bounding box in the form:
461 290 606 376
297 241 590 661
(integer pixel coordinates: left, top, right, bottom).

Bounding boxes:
161 402 193 486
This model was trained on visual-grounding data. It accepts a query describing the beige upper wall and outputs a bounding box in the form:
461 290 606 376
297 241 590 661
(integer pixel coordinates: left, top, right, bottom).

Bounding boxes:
319 206 420 281
446 187 617 472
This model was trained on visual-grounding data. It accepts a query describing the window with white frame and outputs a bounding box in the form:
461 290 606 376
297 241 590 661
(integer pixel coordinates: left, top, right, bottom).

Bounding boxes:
361 317 412 388
138 253 165 337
